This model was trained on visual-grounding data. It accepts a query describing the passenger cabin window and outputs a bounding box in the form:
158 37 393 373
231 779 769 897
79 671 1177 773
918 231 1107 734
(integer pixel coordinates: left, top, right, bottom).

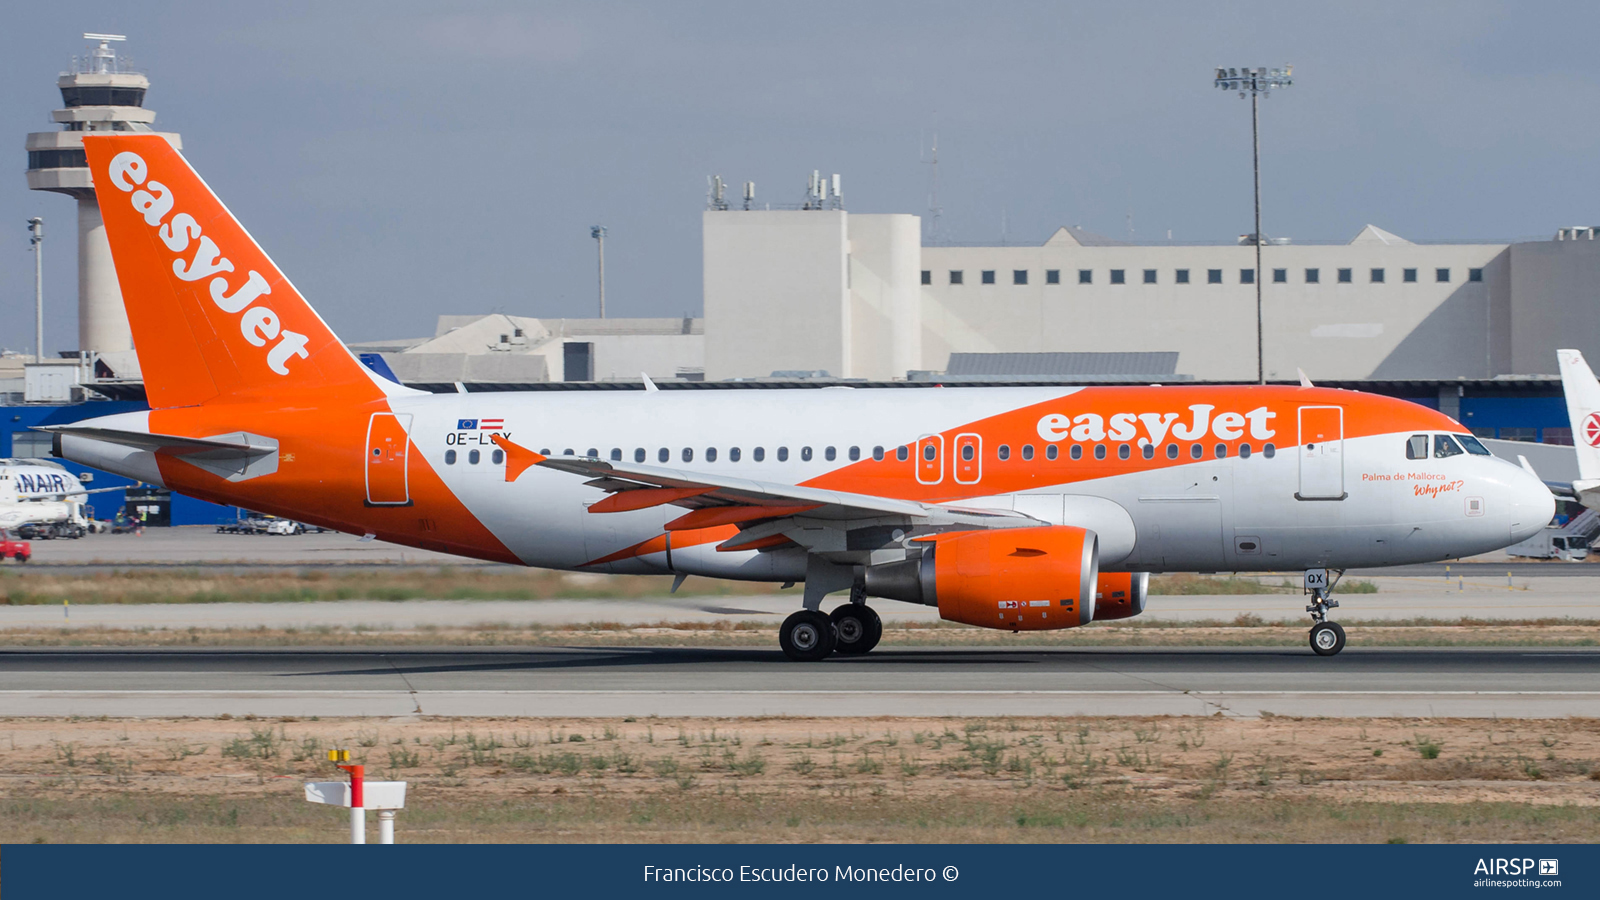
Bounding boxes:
1070 445 1082 460
872 446 884 461
635 448 646 463
1459 434 1492 456
826 446 837 461
961 444 975 461
848 446 859 461
1093 445 1107 460
706 447 718 462
658 448 670 463
610 448 622 461
1263 443 1276 458
445 449 457 465
1215 444 1228 459
778 447 790 462
1240 443 1252 458
1433 434 1464 458
730 447 741 462
1021 445 1034 461
1045 444 1058 460
801 446 813 462
469 449 481 465
1405 435 1429 459
1117 444 1130 460
897 446 909 461
998 445 1011 461
1191 444 1203 459
586 448 598 458
682 448 693 462
753 447 765 462
1142 443 1154 459
492 449 505 465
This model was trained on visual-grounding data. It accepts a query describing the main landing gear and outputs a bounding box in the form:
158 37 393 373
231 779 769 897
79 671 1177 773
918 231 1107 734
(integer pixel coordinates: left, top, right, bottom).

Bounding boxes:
1305 567 1346 657
779 587 883 662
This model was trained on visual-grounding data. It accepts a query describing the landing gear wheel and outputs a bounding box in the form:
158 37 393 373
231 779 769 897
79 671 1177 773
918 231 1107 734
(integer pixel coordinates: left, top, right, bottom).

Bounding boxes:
830 604 882 655
779 610 837 662
1310 621 1346 656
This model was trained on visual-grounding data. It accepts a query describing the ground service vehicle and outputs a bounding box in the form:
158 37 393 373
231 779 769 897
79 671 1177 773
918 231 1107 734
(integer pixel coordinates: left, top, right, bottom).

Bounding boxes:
44 135 1555 658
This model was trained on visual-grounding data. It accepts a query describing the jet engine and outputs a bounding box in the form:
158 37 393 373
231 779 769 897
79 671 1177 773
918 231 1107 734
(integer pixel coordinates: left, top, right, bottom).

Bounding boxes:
1092 572 1149 621
862 525 1098 630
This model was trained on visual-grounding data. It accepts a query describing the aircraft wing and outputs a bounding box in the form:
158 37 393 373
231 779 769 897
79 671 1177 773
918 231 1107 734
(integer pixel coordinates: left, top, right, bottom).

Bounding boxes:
493 435 1034 551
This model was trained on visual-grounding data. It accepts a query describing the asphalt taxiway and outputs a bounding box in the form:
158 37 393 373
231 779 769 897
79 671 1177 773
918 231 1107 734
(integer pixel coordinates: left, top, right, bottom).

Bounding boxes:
1 645 1593 719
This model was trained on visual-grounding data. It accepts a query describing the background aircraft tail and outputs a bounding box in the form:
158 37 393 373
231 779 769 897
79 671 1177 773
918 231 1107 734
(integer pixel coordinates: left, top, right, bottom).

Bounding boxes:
81 134 390 408
1558 349 1600 481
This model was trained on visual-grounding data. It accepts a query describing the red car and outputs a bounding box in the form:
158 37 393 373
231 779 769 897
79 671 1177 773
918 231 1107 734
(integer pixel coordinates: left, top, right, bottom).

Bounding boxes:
1 535 30 563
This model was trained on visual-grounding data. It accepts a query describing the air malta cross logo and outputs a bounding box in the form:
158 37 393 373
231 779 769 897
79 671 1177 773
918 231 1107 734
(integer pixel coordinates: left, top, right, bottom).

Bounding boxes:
1585 412 1600 448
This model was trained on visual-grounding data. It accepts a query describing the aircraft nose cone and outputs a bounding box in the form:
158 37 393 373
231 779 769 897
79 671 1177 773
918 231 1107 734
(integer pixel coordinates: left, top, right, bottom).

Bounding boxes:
1508 467 1556 544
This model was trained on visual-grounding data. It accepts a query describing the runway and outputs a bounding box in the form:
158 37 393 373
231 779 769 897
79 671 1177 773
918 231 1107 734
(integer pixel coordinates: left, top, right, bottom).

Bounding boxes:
2 645 1594 719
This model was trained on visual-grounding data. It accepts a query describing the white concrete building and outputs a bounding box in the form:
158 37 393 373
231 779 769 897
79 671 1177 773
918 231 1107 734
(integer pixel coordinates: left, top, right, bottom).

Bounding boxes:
352 314 703 385
701 202 1600 383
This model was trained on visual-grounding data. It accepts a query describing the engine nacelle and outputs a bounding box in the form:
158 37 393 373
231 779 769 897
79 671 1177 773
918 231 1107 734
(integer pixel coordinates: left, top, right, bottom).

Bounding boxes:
862 526 1098 630
1093 572 1149 621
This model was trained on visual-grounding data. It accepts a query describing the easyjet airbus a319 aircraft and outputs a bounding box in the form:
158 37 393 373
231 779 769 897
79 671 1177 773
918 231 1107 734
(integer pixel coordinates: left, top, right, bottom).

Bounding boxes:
48 135 1553 659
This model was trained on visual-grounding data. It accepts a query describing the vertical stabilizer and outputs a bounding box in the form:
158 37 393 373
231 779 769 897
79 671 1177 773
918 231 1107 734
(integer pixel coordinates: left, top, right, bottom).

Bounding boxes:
1558 349 1600 481
81 134 394 408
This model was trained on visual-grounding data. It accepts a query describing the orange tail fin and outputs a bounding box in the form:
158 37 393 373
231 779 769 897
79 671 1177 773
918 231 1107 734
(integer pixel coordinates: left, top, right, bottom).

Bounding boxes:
81 134 387 408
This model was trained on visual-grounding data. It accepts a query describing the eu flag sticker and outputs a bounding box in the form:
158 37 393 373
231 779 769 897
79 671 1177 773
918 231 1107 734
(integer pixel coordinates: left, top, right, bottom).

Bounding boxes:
457 419 478 430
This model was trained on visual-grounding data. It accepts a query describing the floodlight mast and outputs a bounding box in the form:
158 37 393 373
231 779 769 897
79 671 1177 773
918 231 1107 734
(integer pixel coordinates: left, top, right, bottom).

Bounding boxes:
590 225 607 318
1214 65 1292 385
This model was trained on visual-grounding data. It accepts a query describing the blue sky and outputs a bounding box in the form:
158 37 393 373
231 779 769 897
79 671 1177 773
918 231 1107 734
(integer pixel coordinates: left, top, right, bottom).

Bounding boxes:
2 1 1596 349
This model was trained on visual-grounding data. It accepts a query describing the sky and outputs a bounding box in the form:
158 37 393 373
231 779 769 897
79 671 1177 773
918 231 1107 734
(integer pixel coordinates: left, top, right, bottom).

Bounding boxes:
1 1 1597 352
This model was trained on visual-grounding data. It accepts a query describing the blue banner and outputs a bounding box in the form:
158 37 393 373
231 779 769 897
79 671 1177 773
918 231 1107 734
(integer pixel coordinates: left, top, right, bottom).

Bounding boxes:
3 844 1593 898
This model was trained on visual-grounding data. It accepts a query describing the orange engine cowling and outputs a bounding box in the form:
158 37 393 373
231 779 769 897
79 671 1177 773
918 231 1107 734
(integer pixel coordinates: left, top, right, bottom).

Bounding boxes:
1093 572 1150 621
862 526 1098 630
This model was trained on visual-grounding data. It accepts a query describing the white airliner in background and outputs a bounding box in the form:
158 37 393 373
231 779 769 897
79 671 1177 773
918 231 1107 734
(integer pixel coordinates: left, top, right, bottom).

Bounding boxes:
1557 349 1600 511
0 458 106 536
41 134 1556 659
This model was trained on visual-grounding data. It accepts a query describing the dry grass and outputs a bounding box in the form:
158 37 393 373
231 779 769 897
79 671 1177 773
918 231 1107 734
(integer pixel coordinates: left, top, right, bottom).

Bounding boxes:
2 715 1597 843
0 569 1365 605
1 619 1595 648
0 567 785 605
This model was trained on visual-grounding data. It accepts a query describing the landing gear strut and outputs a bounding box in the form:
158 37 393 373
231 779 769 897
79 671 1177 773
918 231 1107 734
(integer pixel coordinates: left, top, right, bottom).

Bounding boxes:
1305 568 1346 656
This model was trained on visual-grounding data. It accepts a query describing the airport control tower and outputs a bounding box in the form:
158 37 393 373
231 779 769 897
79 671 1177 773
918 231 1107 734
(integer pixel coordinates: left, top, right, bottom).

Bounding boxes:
24 34 182 379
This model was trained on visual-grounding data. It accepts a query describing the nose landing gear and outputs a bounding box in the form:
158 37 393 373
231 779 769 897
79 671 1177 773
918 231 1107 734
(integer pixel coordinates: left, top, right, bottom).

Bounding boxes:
1305 567 1346 656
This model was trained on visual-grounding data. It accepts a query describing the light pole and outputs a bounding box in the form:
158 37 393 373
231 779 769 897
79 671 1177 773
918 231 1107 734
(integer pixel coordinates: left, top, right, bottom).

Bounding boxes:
1214 65 1292 384
590 225 607 318
27 218 44 364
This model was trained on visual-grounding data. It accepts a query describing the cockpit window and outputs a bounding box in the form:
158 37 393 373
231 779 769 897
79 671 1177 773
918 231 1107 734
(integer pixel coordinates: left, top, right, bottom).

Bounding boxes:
1433 434 1464 458
1457 434 1492 456
1405 435 1428 460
